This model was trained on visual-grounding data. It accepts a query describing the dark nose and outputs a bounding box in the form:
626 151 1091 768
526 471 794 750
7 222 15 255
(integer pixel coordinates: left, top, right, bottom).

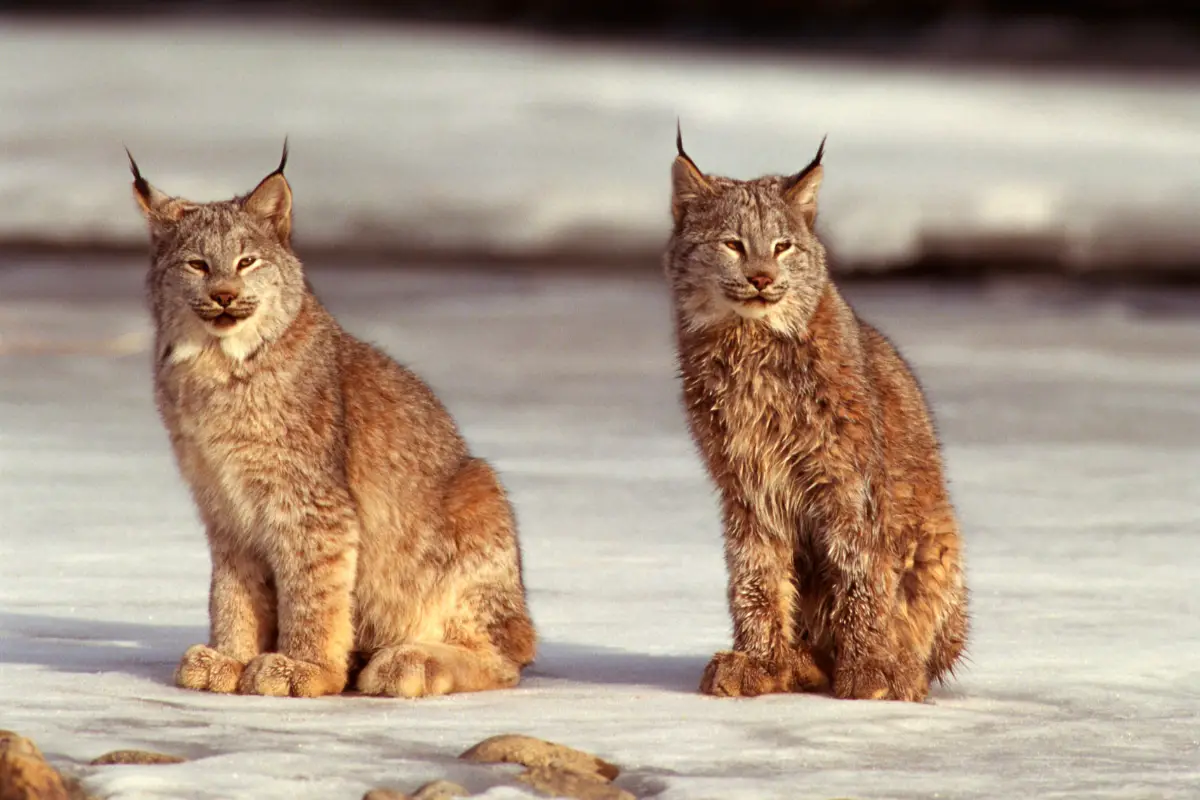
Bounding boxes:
747 273 775 291
210 290 238 308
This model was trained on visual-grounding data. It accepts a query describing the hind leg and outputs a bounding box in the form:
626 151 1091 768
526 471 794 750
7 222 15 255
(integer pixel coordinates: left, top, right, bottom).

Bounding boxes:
358 640 519 698
835 522 966 702
908 524 968 694
439 457 536 670
928 585 969 685
358 458 535 699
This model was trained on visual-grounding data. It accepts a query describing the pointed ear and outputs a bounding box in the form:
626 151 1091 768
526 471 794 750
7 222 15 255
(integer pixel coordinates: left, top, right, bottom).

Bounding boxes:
243 139 293 245
672 122 712 226
783 135 826 227
127 148 192 226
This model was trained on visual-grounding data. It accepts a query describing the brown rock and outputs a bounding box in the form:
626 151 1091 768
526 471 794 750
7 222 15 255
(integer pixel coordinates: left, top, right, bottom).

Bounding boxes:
0 751 69 800
361 790 410 800
459 735 619 782
517 767 635 800
411 780 469 800
0 732 44 762
88 750 186 766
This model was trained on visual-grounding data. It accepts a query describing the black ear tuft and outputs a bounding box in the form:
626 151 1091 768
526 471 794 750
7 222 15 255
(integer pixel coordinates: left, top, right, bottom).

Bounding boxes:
274 137 289 176
674 119 704 176
813 134 827 165
125 147 151 199
784 134 827 192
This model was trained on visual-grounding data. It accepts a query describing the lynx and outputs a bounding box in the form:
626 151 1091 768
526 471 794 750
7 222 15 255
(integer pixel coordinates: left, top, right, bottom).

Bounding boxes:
665 130 968 702
129 145 535 698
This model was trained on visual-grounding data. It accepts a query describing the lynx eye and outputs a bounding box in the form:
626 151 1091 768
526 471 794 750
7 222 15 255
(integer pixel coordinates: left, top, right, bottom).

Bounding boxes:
774 241 793 256
723 240 746 255
236 256 258 272
186 259 209 274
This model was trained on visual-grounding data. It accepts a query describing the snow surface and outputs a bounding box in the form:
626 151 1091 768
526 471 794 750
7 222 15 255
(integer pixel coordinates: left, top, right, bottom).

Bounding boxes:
3 20 1200 269
1 261 1199 799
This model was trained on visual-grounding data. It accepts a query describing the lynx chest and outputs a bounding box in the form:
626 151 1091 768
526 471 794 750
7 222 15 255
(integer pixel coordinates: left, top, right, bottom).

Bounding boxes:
683 342 828 525
156 351 301 535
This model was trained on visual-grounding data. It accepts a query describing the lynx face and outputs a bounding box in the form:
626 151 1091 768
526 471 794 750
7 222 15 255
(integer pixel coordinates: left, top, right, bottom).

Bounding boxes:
156 206 301 336
130 145 306 361
667 133 830 335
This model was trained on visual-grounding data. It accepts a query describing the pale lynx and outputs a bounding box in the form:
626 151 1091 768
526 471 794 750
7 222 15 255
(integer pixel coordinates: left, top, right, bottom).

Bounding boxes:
129 144 535 698
665 129 968 702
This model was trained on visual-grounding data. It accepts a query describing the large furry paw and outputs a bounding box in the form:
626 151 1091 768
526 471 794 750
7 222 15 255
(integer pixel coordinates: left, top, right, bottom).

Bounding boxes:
175 644 245 693
700 649 831 698
357 645 457 698
236 653 347 698
834 654 929 702
700 651 790 698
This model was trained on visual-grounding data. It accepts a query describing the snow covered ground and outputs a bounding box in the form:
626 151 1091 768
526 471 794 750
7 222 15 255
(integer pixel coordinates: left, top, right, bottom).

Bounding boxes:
1 260 1199 799
3 19 1200 271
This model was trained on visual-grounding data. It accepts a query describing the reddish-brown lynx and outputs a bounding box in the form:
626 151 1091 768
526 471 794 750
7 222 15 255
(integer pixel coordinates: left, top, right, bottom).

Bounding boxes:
130 145 535 698
665 130 968 702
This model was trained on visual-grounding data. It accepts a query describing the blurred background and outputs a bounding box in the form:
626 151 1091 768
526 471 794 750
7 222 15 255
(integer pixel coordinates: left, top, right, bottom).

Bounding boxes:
2 10 1199 796
1 0 1198 277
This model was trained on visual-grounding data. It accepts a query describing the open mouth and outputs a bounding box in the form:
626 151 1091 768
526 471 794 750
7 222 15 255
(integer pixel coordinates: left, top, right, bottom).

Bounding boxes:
208 313 241 330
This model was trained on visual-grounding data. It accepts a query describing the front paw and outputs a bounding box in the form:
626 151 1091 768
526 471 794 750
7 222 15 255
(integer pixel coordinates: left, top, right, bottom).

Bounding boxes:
700 648 831 697
700 651 788 697
834 655 928 702
175 644 245 693
236 653 347 698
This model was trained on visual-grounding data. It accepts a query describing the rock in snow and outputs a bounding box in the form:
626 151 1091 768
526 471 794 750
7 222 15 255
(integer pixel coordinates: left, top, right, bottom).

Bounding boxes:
460 734 620 782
